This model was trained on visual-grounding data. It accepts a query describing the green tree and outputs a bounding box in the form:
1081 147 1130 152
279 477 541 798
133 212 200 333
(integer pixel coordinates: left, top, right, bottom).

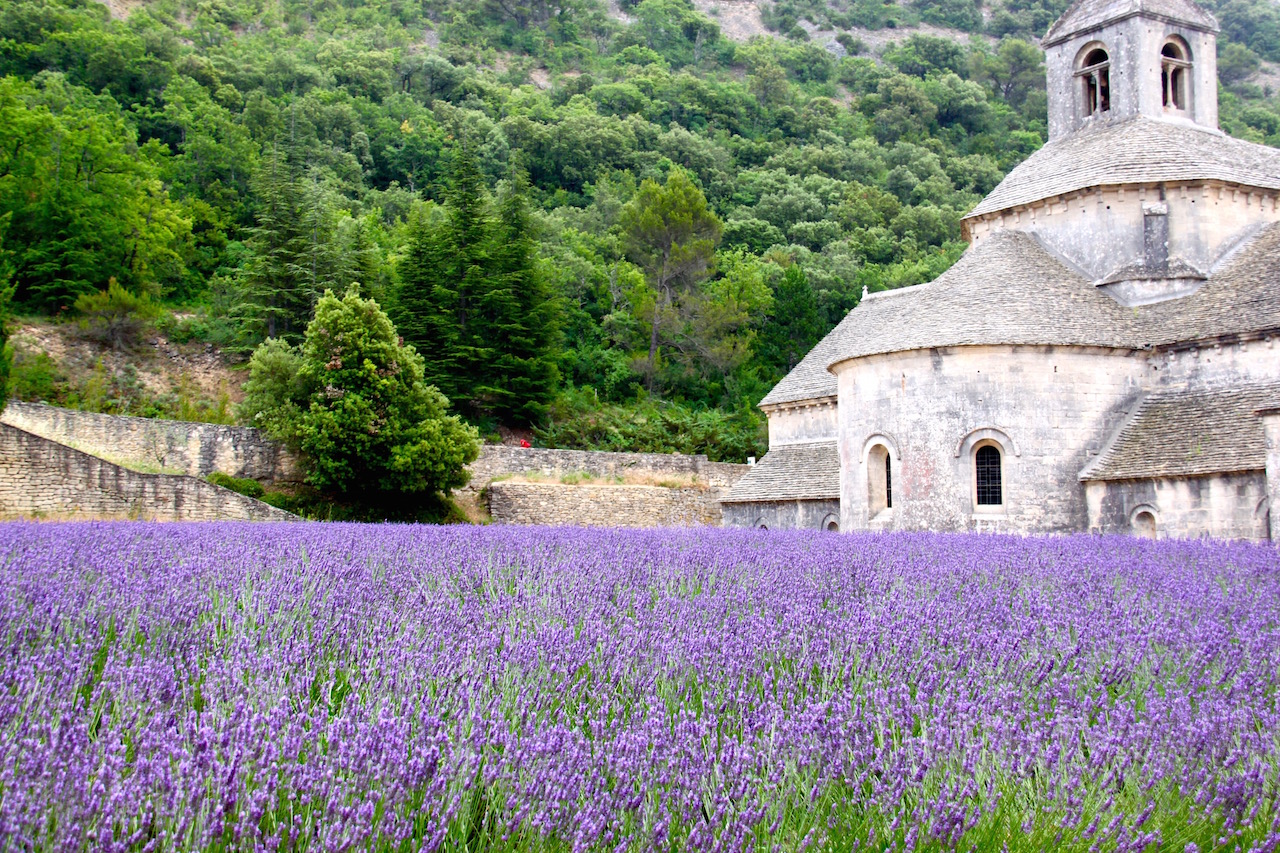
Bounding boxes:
241 288 479 507
238 147 335 343
756 263 822 379
480 179 561 425
0 74 190 312
618 168 722 390
394 147 490 403
0 213 13 407
396 155 561 425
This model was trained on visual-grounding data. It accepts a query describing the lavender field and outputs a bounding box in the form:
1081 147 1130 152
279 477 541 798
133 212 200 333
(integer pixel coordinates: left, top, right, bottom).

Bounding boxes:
0 523 1278 851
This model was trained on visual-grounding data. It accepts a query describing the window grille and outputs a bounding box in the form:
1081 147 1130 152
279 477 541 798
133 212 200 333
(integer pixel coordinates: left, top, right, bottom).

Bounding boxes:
975 445 1002 506
885 454 893 509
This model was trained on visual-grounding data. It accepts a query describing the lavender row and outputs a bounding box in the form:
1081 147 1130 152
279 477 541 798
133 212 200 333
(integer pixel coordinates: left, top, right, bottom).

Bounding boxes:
0 522 1277 851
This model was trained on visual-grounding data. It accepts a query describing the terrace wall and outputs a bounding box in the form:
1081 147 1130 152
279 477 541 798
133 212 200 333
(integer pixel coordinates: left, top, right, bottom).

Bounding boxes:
1 401 299 482
0 423 296 521
485 482 723 527
463 446 746 491
0 403 750 526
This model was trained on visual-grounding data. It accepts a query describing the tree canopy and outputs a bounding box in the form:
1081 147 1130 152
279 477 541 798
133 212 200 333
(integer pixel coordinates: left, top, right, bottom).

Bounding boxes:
240 288 479 510
3 0 1280 461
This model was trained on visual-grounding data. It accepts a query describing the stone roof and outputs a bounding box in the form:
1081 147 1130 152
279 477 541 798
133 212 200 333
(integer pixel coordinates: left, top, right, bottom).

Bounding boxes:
1138 221 1280 344
1043 0 1217 44
966 117 1280 219
764 231 1137 406
721 441 840 503
1081 383 1280 481
761 222 1280 408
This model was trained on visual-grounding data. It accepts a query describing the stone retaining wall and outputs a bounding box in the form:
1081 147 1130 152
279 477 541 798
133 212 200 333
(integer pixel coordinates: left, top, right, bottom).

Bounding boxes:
0 423 296 522
463 446 746 491
1 401 299 482
486 482 723 527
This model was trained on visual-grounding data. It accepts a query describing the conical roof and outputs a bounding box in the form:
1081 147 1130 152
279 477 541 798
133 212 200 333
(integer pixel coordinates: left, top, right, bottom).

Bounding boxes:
965 116 1280 219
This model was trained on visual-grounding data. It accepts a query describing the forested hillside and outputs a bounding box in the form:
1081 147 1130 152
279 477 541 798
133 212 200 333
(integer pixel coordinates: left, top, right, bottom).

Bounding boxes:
3 0 1280 461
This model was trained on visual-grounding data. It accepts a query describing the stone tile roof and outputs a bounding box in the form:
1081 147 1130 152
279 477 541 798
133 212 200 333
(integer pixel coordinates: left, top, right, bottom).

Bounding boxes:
721 441 840 503
761 220 1280 408
1043 0 1217 44
967 118 1280 219
1081 383 1280 481
1139 221 1280 345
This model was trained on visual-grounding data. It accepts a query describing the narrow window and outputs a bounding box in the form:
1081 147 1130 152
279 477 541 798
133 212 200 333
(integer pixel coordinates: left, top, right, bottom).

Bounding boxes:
1161 41 1190 111
975 445 1003 506
867 445 891 515
1078 48 1111 116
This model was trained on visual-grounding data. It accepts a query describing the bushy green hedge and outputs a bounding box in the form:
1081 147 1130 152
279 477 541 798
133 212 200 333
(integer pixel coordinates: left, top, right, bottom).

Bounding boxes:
207 472 265 499
535 389 766 463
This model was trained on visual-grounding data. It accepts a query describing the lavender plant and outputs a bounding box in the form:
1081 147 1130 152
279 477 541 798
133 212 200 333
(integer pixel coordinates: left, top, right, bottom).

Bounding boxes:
0 522 1277 851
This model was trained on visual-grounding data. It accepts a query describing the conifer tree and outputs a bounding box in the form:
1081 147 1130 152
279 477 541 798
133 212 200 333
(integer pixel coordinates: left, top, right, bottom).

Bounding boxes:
482 178 561 425
396 152 561 425
757 264 822 379
238 146 335 343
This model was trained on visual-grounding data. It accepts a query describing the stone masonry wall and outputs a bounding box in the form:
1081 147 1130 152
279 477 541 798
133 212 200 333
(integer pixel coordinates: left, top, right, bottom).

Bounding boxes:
0 403 749 526
1263 411 1280 542
468 447 748 527
0 423 296 521
463 446 746 491
1085 472 1272 541
1 401 299 482
486 482 723 527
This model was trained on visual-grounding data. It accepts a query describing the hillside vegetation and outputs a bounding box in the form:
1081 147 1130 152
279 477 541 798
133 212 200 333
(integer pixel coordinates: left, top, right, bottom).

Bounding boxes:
2 0 1280 461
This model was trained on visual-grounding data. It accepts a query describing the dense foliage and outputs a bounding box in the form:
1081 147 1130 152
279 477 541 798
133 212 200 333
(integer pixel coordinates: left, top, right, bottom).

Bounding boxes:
239 288 479 514
2 0 1280 459
2 522 1278 849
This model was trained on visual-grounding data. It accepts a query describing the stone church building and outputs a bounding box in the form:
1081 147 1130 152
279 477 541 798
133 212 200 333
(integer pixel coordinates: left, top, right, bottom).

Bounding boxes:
723 0 1280 541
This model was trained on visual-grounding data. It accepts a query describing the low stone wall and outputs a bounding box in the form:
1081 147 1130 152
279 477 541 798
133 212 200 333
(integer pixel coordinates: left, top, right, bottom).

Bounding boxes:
486 482 723 527
1 401 299 482
463 446 746 491
0 423 296 522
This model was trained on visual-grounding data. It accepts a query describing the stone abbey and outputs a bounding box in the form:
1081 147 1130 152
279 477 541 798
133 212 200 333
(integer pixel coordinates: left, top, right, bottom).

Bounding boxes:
724 0 1280 541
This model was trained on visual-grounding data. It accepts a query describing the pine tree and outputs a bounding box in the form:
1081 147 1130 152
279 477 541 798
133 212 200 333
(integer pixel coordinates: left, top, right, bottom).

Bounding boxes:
394 206 458 396
0 213 13 407
238 146 334 344
395 152 561 425
482 178 560 425
757 264 822 380
395 146 492 406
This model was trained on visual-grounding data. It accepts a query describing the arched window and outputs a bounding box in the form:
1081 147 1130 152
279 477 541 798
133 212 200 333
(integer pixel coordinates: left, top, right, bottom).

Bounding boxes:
867 444 892 515
974 444 1003 507
1161 39 1191 111
1133 510 1157 538
1077 47 1111 117
821 513 840 533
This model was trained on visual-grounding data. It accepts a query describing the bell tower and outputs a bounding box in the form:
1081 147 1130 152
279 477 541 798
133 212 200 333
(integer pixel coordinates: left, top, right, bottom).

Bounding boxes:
1042 0 1220 141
